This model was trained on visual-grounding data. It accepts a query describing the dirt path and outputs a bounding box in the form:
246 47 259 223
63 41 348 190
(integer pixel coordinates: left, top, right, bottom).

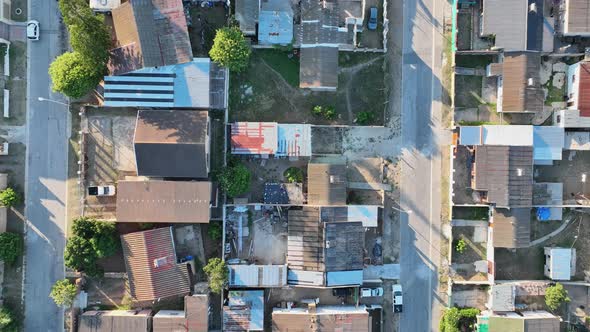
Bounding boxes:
339 54 385 74
258 59 300 114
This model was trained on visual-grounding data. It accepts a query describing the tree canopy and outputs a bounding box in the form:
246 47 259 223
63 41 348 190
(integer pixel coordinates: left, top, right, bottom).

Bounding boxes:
49 52 103 99
64 217 118 278
0 233 23 265
0 188 21 207
216 160 251 197
203 258 228 294
50 279 77 307
209 27 251 72
439 307 480 332
69 18 111 66
545 283 570 311
0 306 18 331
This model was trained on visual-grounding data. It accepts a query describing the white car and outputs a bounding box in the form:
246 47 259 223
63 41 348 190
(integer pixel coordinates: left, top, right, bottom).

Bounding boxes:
392 284 403 313
88 185 116 196
27 20 39 41
361 287 384 297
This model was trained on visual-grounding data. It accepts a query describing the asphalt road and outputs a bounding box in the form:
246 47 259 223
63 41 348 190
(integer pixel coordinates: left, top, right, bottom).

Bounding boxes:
398 0 446 330
24 0 68 331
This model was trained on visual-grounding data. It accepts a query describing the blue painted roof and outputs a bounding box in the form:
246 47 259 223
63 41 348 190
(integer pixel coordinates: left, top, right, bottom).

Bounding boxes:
533 126 564 161
258 8 293 45
326 270 363 286
459 126 482 145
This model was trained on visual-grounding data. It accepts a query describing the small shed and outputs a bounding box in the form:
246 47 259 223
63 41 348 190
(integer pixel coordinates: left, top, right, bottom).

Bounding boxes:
544 247 576 280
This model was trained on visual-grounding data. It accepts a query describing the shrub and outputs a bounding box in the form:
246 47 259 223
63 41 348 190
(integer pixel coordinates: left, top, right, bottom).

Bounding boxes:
0 188 21 207
0 233 23 265
208 222 222 241
545 283 570 311
312 105 323 115
283 167 304 183
50 279 77 307
455 239 467 254
216 160 251 197
49 52 103 98
209 27 251 72
203 258 228 294
356 111 375 125
440 307 480 332
0 306 18 331
311 105 336 120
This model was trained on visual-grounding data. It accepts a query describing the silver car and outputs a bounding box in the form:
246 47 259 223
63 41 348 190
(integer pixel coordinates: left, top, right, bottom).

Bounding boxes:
27 20 39 41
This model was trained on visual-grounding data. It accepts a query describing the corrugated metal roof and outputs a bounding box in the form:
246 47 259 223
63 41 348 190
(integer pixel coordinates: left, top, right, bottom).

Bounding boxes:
482 125 534 146
230 122 278 155
459 126 483 145
153 310 185 332
116 180 211 223
565 131 590 150
104 59 213 108
79 310 152 332
236 0 259 35
287 269 325 286
347 206 378 227
185 295 209 332
326 270 363 286
533 126 564 161
546 247 573 280
500 52 544 113
492 208 531 248
272 306 370 332
276 123 312 157
324 222 364 272
481 0 528 51
578 62 590 116
307 162 347 205
228 265 287 287
287 207 324 272
258 0 294 45
121 227 191 302
490 284 516 312
564 0 590 35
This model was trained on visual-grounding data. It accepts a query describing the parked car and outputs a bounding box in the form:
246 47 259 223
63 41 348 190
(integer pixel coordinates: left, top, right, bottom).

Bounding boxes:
392 284 403 312
27 20 40 41
361 287 384 297
367 7 378 30
87 185 116 196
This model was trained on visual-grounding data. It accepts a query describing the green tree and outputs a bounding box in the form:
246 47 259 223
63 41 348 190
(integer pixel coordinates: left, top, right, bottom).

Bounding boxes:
64 236 97 273
71 217 119 258
0 188 21 207
0 233 23 265
356 111 375 125
69 19 111 66
50 279 77 307
0 306 17 331
58 0 94 27
207 222 222 241
209 27 251 72
545 283 570 311
216 160 251 197
49 52 102 98
284 167 304 183
203 258 228 294
439 307 480 332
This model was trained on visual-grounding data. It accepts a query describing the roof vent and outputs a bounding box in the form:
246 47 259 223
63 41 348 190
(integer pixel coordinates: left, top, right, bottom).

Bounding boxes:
528 78 534 86
153 256 169 268
529 3 537 12
517 168 523 176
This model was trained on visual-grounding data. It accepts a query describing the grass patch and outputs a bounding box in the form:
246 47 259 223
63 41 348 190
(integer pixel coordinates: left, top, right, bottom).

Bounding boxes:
455 55 496 69
339 52 382 68
544 81 566 105
455 75 484 108
9 41 26 78
255 49 300 87
457 120 496 126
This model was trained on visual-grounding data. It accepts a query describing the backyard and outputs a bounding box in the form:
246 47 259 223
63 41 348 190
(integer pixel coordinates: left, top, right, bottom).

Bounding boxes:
451 225 488 282
188 3 228 57
229 50 386 125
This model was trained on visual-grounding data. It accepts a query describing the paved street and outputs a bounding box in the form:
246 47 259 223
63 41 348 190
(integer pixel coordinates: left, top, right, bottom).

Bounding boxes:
397 0 447 330
24 0 68 331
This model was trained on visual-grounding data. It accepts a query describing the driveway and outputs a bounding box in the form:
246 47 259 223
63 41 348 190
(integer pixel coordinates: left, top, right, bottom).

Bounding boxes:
23 0 68 331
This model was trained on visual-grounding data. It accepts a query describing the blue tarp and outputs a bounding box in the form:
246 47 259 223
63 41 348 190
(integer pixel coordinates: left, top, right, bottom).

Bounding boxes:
537 207 551 221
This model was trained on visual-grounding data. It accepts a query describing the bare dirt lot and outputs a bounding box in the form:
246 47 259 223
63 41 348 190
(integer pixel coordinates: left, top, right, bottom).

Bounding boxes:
229 50 385 126
495 212 590 281
451 225 488 282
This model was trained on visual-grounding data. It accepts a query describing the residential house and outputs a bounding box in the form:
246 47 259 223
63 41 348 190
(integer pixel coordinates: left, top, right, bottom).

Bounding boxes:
103 58 227 109
307 161 347 206
477 311 561 332
555 60 590 127
116 180 212 223
109 0 192 75
480 0 545 51
121 227 192 302
561 0 590 36
228 264 288 288
258 0 294 45
134 110 210 178
544 247 576 280
152 295 209 332
230 122 312 157
78 310 152 332
286 207 365 287
486 52 544 113
272 304 371 332
223 290 264 331
297 0 362 90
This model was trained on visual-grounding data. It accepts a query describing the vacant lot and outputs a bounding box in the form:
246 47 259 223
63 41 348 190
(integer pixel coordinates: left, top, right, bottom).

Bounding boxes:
188 3 227 57
229 50 385 125
455 75 483 108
